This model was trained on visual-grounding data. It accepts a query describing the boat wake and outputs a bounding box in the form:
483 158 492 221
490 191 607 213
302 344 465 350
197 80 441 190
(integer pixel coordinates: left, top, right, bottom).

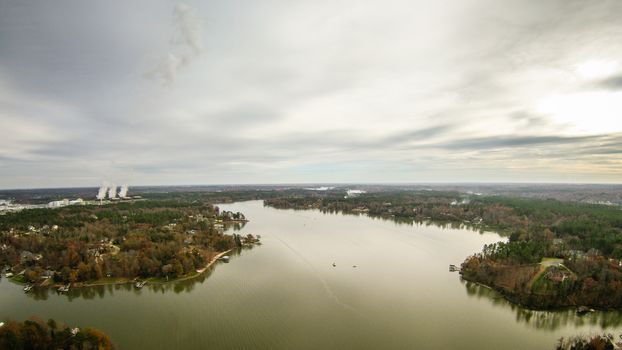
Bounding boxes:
272 235 370 321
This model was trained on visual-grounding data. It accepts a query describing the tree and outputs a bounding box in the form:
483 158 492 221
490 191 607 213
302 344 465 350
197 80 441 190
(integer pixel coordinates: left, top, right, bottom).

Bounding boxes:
162 264 173 278
172 259 184 277
78 262 91 281
93 263 104 280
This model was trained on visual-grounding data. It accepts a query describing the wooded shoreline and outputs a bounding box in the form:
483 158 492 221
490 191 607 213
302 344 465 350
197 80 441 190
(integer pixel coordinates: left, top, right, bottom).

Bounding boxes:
6 249 235 290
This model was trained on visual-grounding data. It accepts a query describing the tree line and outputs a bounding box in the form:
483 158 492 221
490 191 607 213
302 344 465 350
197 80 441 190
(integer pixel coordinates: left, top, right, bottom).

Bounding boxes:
0 317 113 350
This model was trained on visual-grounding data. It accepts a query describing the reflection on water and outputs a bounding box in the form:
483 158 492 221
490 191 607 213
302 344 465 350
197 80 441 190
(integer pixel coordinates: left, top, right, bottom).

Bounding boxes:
307 206 495 235
462 280 622 331
224 221 247 231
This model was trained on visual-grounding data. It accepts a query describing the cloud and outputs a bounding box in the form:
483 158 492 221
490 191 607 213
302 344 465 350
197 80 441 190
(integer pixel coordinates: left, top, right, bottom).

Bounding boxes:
1 0 622 188
598 74 622 90
438 135 597 151
146 3 204 85
382 125 454 146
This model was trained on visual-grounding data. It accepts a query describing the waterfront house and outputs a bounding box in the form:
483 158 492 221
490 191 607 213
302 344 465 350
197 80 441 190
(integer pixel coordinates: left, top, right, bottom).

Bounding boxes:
20 250 42 263
41 270 55 279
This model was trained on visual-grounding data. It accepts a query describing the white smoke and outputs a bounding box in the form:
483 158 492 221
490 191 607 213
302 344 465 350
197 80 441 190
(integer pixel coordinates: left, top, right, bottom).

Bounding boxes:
345 189 366 198
108 184 117 199
119 184 129 198
146 3 203 85
173 3 203 55
96 183 109 200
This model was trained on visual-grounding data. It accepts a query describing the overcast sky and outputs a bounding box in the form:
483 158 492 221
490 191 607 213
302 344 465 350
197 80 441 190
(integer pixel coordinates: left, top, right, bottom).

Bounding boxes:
1 0 621 189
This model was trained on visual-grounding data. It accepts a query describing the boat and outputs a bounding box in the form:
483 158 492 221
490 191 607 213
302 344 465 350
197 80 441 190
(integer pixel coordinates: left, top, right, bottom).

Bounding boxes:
23 285 33 293
58 283 71 293
135 281 147 288
5 272 13 278
219 255 230 262
576 306 595 316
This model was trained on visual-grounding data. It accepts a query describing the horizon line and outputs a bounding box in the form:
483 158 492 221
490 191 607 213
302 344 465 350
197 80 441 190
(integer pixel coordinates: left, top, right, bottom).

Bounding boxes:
2 181 622 191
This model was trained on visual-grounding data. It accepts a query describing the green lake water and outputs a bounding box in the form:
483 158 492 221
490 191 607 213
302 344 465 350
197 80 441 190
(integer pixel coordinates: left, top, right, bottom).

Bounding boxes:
2 200 622 349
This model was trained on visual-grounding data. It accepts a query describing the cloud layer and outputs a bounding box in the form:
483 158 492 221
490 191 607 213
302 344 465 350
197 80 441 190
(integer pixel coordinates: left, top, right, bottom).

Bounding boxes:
1 0 621 188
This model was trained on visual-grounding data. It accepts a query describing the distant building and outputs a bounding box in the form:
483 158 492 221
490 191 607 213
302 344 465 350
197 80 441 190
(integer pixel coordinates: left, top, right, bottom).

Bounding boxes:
563 250 586 259
587 248 601 257
69 198 85 205
48 199 69 208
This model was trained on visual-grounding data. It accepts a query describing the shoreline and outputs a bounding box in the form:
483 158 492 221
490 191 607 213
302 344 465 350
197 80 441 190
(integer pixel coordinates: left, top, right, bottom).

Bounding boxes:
196 250 232 274
459 274 615 312
148 249 234 284
8 249 234 290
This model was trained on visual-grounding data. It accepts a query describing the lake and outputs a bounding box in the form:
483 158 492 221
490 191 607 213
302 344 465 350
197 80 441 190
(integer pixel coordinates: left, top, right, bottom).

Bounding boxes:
2 200 622 349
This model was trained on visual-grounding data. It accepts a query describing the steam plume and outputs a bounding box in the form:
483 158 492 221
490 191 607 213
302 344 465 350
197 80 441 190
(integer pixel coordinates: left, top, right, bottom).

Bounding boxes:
119 184 129 198
108 184 117 199
96 183 109 200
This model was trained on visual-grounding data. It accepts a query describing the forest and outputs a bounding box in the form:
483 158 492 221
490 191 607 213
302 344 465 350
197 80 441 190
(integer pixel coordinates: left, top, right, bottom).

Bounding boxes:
0 198 257 285
0 317 113 350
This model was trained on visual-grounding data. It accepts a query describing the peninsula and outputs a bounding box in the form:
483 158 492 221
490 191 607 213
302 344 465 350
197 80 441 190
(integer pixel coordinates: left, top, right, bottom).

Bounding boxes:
1 195 259 290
